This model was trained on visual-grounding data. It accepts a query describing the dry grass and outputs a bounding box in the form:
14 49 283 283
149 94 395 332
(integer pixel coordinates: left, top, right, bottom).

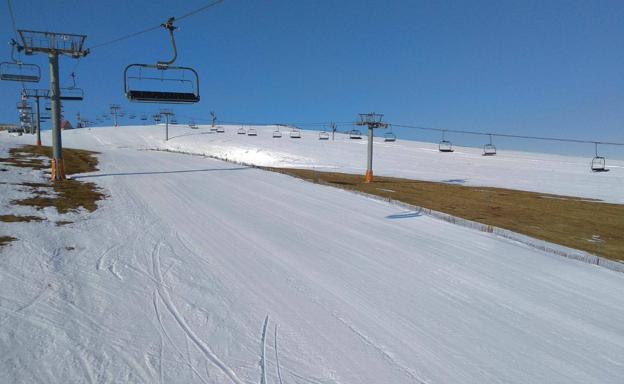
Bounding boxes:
0 215 44 223
267 168 624 262
0 145 104 214
0 236 17 248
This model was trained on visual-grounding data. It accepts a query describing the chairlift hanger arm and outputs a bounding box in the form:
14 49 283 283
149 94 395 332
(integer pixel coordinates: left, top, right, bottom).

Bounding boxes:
157 17 178 67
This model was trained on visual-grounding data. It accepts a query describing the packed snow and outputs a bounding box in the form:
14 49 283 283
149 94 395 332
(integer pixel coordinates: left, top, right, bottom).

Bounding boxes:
1 127 623 383
52 124 624 204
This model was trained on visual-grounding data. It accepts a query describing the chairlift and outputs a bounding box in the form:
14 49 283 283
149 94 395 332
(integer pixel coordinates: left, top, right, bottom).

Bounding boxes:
189 120 198 129
124 18 200 104
153 114 162 123
272 127 282 138
140 114 148 121
0 39 41 83
216 126 225 133
290 127 302 138
59 73 84 101
170 118 178 125
483 134 496 156
439 130 454 152
237 126 246 135
383 131 396 142
247 128 258 136
349 129 362 139
591 143 609 172
319 131 329 140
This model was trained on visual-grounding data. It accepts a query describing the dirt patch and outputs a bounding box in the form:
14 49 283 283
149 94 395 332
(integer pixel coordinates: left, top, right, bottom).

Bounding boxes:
1 145 105 214
56 221 73 227
267 168 624 262
0 215 44 223
0 236 17 248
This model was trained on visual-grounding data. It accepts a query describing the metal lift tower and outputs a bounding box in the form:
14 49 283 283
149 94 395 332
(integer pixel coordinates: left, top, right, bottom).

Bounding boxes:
356 113 388 183
21 88 50 146
15 30 88 181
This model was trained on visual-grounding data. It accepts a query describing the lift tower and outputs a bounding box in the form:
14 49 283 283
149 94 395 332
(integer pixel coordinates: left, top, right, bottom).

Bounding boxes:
356 113 388 183
15 30 88 181
109 104 121 127
21 88 50 146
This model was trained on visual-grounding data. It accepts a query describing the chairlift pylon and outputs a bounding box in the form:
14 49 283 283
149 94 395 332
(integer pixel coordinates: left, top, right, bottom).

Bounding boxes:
0 39 41 83
124 18 200 104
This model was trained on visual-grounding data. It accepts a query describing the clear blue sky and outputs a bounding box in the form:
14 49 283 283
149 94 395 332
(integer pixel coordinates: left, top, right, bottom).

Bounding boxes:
1 0 623 157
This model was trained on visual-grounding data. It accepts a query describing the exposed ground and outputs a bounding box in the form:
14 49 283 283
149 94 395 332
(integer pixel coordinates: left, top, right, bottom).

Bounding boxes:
267 168 624 261
0 145 103 247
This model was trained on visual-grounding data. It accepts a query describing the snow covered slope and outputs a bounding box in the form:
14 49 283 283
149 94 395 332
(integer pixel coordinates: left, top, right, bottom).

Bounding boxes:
1 131 623 383
53 124 624 203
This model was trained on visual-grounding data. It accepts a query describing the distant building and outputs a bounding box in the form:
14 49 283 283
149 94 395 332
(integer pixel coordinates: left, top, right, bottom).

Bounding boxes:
61 120 73 130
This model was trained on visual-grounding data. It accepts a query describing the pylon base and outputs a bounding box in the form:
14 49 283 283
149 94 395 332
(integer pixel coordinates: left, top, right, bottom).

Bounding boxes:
365 170 373 183
50 158 66 181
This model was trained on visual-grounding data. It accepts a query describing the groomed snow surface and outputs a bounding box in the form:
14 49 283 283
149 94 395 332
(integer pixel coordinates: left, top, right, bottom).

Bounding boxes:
1 126 623 383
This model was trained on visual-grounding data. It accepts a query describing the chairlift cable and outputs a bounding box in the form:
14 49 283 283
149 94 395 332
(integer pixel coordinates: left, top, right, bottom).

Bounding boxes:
6 0 18 39
88 0 226 51
392 123 624 147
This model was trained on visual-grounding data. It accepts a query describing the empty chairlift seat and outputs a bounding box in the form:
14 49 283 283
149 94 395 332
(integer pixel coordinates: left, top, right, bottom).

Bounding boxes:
384 132 396 142
319 131 330 140
272 129 282 138
349 129 362 139
439 140 454 152
591 156 608 172
483 143 496 156
237 127 246 135
0 62 41 83
290 129 302 138
247 128 258 136
124 64 200 104
216 126 225 133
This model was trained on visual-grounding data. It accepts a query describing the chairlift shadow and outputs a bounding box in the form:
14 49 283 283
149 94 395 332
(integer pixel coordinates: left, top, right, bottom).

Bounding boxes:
386 210 424 220
73 166 250 179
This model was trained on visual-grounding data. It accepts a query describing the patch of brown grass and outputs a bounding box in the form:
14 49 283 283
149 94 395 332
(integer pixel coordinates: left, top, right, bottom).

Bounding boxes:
3 145 104 214
0 236 17 248
0 215 44 223
268 168 624 262
56 221 73 227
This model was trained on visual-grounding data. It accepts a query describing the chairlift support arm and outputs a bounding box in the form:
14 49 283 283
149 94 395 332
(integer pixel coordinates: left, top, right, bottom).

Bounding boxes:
157 18 178 67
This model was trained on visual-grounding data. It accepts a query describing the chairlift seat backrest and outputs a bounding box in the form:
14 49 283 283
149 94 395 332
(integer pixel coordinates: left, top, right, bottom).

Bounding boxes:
247 128 257 136
273 130 282 138
290 130 301 138
591 156 608 172
384 132 396 142
483 144 496 156
0 62 41 83
439 140 454 152
124 64 200 104
237 128 246 134
319 131 329 140
349 130 362 139
216 126 225 133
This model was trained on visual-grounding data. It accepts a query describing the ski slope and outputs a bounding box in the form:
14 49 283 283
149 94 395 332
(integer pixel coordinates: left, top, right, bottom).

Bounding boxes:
1 129 624 383
54 124 624 204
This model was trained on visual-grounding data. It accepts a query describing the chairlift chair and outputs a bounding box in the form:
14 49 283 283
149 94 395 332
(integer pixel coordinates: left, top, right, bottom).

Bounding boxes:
237 126 246 135
591 143 609 172
272 128 282 138
124 19 200 104
140 114 147 121
290 128 302 138
189 121 198 129
383 131 396 142
0 40 41 83
216 126 225 133
439 140 454 152
349 129 362 139
247 128 258 136
170 118 178 125
438 131 454 152
482 135 496 156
